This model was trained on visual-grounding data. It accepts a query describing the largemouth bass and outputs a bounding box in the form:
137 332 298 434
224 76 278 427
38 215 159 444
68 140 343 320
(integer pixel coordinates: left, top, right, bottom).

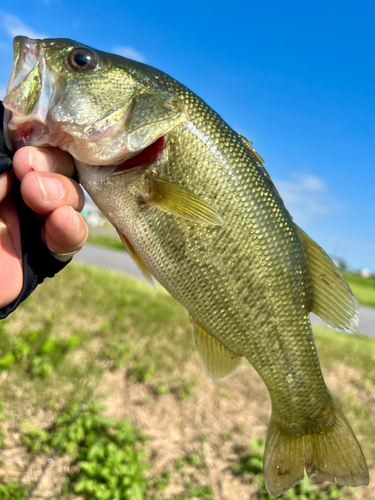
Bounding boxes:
3 36 369 497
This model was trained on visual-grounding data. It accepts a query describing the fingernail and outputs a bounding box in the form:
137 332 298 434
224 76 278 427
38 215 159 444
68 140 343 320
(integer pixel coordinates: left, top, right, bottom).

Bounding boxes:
69 206 79 227
37 175 65 201
29 149 56 172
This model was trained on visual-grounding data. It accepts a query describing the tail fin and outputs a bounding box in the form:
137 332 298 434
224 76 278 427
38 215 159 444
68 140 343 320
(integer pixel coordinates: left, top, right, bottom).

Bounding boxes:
264 398 369 497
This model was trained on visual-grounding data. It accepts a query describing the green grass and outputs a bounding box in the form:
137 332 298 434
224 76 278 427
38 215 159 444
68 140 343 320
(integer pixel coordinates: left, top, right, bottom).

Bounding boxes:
86 232 126 251
1 263 375 498
0 264 196 497
313 325 375 377
344 272 375 308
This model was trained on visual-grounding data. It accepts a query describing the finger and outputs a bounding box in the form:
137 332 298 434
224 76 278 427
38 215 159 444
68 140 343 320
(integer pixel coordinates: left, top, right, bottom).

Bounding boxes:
0 172 14 202
0 194 23 308
13 146 76 181
43 206 88 262
0 219 23 307
21 172 85 215
0 192 22 261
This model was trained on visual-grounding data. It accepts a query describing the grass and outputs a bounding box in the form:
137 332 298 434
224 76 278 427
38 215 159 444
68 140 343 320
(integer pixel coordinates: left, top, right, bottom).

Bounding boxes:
344 272 375 309
0 263 375 498
86 232 126 251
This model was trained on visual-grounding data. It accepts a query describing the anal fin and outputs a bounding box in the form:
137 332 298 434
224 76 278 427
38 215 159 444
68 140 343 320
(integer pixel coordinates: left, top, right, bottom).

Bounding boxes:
191 317 241 380
297 226 358 333
116 229 155 289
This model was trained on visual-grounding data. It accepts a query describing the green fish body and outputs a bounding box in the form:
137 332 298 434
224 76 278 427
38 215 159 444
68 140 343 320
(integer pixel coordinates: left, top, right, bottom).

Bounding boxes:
3 37 369 496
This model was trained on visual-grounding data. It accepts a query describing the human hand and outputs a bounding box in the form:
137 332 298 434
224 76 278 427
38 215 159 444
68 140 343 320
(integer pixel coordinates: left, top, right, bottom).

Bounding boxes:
0 147 88 308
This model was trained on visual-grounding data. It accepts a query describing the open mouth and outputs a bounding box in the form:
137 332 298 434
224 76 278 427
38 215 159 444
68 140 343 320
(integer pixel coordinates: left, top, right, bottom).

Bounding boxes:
114 135 166 173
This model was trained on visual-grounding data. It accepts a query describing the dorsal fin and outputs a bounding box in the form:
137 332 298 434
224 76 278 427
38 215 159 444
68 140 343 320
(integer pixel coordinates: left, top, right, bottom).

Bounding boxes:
238 133 290 215
238 133 265 163
297 226 358 333
116 230 155 290
191 317 242 380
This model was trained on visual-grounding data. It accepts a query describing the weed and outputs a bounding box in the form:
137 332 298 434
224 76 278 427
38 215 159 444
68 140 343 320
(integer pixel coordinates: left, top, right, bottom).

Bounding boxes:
130 361 156 383
0 478 30 500
0 353 15 370
171 483 213 500
153 380 170 395
151 471 172 491
22 403 149 500
221 432 233 441
102 336 132 369
0 316 84 380
176 377 196 400
174 451 208 474
13 340 31 361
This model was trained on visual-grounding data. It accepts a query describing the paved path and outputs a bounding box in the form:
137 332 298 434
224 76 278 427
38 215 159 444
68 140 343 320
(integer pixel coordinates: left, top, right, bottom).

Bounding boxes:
75 244 375 338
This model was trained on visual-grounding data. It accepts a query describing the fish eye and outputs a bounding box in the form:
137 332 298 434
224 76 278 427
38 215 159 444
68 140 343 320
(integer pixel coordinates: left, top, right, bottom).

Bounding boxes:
68 48 97 71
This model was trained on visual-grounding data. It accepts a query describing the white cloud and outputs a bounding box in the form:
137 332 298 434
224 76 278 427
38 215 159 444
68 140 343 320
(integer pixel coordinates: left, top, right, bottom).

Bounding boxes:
2 13 48 39
0 86 7 100
274 174 337 225
112 46 146 63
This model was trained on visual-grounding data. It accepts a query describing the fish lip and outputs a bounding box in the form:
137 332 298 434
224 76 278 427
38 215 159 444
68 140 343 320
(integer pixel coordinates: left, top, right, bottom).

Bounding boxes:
7 37 40 92
3 37 59 151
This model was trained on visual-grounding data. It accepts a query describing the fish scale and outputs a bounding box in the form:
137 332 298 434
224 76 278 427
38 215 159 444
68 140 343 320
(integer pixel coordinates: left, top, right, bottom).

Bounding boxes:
3 36 368 497
113 116 326 419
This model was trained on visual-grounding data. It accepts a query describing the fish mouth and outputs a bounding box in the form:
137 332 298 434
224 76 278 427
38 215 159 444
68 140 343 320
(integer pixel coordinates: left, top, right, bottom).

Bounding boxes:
4 112 54 150
75 134 167 185
112 135 166 175
3 36 59 151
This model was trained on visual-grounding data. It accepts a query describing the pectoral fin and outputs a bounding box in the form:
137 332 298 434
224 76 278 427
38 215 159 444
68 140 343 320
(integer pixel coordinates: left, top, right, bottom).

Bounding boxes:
191 318 242 380
147 177 224 225
116 230 155 289
297 226 358 333
126 90 188 151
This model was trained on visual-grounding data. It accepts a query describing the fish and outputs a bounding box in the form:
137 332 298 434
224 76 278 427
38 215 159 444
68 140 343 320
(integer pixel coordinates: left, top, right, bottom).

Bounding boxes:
3 36 369 497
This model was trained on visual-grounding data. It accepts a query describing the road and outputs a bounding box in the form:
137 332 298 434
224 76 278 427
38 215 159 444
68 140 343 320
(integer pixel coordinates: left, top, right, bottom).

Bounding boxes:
75 243 375 338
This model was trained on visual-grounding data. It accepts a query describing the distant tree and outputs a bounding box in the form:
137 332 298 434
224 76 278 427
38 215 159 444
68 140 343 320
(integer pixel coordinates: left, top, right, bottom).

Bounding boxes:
332 258 347 272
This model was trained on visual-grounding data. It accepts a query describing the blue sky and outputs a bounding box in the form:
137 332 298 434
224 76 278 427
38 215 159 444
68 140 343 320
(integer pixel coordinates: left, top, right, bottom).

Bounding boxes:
0 0 374 271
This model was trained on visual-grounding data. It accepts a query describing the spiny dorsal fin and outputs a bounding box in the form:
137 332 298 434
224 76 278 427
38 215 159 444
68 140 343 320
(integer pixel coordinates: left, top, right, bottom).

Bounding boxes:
238 133 290 214
238 133 265 163
191 317 242 380
116 229 155 290
297 226 358 333
147 177 224 225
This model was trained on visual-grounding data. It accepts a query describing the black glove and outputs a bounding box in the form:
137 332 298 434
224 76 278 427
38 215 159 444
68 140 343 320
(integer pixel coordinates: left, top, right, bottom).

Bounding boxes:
0 102 71 319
